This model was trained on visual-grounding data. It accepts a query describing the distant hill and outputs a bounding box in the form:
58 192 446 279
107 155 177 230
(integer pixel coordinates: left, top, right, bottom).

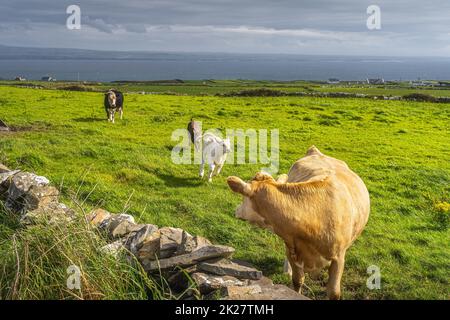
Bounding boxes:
0 44 186 60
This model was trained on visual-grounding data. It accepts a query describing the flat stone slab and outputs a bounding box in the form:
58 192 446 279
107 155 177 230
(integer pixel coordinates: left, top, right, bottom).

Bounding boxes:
110 220 142 238
100 213 135 232
0 170 20 185
159 227 184 258
7 172 50 200
221 285 262 298
21 202 75 225
0 164 11 173
191 272 248 294
175 231 211 255
23 185 60 211
143 244 235 272
223 283 310 300
6 172 50 213
0 170 20 197
124 223 158 254
87 208 111 226
198 259 262 280
137 230 161 262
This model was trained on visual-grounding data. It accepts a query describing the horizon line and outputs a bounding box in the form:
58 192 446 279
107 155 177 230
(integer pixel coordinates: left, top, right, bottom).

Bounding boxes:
2 43 450 60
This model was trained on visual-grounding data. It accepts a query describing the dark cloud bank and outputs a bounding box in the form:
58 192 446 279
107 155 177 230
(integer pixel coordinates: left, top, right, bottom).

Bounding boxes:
0 1 449 56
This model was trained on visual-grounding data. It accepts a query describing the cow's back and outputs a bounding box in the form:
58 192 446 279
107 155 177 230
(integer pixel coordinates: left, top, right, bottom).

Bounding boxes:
112 90 124 107
287 146 370 246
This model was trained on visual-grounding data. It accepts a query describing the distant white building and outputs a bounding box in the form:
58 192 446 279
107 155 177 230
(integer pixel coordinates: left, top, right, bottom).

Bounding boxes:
15 76 26 81
327 78 340 84
41 76 56 82
410 80 426 86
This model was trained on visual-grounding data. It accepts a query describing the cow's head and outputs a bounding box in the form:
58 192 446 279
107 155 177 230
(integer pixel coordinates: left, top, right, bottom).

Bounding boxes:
222 138 232 154
106 90 116 107
227 172 283 230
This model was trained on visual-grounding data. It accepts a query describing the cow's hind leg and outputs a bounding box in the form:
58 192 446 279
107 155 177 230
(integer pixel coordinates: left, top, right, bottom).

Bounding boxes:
119 108 123 120
326 251 346 300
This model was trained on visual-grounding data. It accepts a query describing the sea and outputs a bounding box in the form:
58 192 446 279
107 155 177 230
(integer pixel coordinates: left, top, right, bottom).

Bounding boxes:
1 53 450 82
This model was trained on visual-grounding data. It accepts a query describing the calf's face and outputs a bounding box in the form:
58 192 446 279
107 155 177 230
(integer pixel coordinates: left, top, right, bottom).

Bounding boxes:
222 138 232 153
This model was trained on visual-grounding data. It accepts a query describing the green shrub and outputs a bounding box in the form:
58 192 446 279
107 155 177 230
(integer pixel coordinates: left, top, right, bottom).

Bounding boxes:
403 93 436 102
57 85 97 92
224 88 286 97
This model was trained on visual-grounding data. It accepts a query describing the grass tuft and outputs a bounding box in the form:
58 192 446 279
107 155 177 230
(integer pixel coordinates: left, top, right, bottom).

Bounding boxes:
0 204 168 300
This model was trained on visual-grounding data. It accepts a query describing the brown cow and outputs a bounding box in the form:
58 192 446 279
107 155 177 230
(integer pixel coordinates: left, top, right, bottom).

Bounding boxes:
227 146 370 299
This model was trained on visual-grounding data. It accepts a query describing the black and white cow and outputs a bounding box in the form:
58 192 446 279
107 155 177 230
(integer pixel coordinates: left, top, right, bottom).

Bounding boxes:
104 89 124 123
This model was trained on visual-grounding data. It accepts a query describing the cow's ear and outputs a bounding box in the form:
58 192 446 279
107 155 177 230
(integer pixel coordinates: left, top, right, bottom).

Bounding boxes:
253 172 274 182
227 176 252 196
276 174 288 183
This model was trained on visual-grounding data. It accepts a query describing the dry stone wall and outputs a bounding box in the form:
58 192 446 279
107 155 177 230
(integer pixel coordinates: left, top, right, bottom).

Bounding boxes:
0 163 308 300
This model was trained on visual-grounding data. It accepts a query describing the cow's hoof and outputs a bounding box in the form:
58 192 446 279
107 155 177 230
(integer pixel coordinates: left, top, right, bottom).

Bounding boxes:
208 179 212 183
326 289 341 300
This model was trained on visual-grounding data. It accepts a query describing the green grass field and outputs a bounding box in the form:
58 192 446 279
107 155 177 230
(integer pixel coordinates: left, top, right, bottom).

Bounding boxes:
0 84 449 299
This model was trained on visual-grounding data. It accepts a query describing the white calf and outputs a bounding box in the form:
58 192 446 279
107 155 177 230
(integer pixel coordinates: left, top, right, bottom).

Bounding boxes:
199 133 231 182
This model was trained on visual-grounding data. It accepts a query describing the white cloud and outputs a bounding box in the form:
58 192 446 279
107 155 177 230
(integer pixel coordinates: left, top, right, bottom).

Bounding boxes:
0 21 446 57
83 16 117 34
165 25 340 39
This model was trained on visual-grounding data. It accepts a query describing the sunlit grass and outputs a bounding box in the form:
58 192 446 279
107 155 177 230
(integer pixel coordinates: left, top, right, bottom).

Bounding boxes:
0 85 449 299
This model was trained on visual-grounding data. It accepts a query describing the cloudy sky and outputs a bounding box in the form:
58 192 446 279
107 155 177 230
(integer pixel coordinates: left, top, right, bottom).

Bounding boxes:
1 0 449 56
